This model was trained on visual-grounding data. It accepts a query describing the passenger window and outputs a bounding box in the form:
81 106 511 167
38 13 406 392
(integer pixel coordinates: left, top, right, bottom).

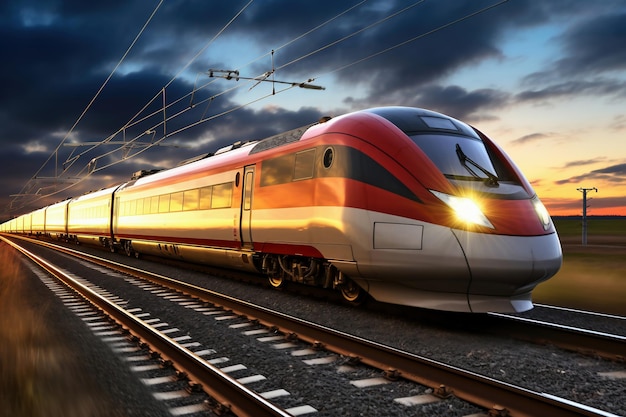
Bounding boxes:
199 187 212 210
260 154 295 186
294 149 315 180
183 189 199 211
150 196 159 214
211 183 232 208
170 192 183 212
159 194 170 213
136 198 144 215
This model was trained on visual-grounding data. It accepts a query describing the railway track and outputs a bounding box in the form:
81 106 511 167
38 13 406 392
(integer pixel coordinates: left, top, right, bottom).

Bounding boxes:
2 233 622 417
464 311 625 362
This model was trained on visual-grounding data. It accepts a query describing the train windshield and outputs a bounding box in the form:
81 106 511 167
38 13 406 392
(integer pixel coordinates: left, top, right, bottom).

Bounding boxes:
410 134 498 183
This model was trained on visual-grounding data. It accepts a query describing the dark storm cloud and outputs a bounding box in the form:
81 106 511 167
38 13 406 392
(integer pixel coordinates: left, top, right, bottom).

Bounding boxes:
2 0 625 215
510 132 550 146
560 158 608 169
546 11 626 78
408 85 509 122
515 79 626 103
519 7 626 103
555 163 626 185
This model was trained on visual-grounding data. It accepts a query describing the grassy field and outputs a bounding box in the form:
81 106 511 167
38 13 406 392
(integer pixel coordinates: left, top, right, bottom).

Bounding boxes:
531 218 626 315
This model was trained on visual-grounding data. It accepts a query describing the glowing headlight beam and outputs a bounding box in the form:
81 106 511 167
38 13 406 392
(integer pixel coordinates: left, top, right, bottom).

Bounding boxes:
430 190 494 229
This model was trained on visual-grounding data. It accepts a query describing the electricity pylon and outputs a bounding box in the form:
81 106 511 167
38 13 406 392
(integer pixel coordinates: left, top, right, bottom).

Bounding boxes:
577 187 598 245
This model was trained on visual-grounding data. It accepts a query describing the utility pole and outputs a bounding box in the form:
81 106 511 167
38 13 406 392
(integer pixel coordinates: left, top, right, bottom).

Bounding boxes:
577 187 598 245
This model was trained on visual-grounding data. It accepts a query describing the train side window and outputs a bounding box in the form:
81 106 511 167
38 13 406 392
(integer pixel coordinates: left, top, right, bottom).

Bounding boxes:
145 197 153 214
136 198 144 215
170 192 183 212
150 196 160 214
260 154 294 186
183 189 199 211
199 187 212 210
129 200 136 216
159 194 170 213
323 147 334 169
211 183 232 208
294 149 315 181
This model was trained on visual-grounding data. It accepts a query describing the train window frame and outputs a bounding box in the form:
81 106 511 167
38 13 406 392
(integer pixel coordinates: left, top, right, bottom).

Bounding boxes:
158 194 170 213
211 182 233 209
183 189 200 211
293 148 316 181
136 198 144 215
170 192 184 212
150 196 160 214
199 187 212 210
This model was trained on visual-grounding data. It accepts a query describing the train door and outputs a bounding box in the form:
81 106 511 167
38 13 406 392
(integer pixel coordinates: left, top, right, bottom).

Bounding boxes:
240 165 255 249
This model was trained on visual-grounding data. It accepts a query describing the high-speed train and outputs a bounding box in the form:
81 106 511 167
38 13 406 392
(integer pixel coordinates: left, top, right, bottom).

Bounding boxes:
1 106 562 312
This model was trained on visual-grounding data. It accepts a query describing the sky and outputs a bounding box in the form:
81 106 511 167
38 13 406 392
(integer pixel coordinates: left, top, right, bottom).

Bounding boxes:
1 0 625 220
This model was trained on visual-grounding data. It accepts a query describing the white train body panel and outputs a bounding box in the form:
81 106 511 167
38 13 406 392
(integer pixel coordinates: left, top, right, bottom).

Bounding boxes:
44 199 70 237
67 185 119 245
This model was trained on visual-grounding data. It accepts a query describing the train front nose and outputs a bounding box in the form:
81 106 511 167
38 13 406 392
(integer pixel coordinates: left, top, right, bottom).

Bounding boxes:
453 230 562 312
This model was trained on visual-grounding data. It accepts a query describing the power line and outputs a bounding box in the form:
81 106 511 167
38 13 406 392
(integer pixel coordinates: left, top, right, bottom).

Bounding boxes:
314 0 509 79
7 0 509 214
18 0 165 188
7 1 255 212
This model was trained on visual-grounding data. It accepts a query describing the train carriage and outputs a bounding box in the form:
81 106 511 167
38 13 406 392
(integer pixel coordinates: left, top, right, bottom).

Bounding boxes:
44 199 71 240
67 185 121 248
112 149 257 270
31 207 46 236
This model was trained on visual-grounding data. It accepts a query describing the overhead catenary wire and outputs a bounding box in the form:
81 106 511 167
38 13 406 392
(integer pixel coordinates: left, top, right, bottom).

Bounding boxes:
8 0 256 208
314 0 509 79
59 0 255 176
18 0 165 191
8 0 510 213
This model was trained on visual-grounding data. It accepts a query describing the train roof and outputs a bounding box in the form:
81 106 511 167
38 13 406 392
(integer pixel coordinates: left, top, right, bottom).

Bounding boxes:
364 106 479 138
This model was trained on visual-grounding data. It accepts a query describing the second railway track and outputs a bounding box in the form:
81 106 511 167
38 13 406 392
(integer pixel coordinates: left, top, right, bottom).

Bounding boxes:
2 234 625 417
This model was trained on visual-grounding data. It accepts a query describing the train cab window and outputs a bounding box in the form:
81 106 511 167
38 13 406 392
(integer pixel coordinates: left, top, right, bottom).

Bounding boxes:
199 187 212 210
294 149 315 180
170 192 183 212
183 189 199 211
410 134 498 182
211 183 233 208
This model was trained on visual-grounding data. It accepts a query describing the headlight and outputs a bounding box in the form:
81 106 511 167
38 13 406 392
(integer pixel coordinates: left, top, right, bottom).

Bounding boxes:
430 190 494 229
532 196 552 230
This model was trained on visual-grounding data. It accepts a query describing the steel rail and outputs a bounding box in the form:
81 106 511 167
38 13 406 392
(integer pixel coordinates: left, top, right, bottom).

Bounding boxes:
5 235 620 417
0 235 292 417
485 312 625 362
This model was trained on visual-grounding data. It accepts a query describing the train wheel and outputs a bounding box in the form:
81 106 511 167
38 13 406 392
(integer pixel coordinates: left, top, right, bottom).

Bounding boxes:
123 241 134 257
268 274 284 288
339 279 365 305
